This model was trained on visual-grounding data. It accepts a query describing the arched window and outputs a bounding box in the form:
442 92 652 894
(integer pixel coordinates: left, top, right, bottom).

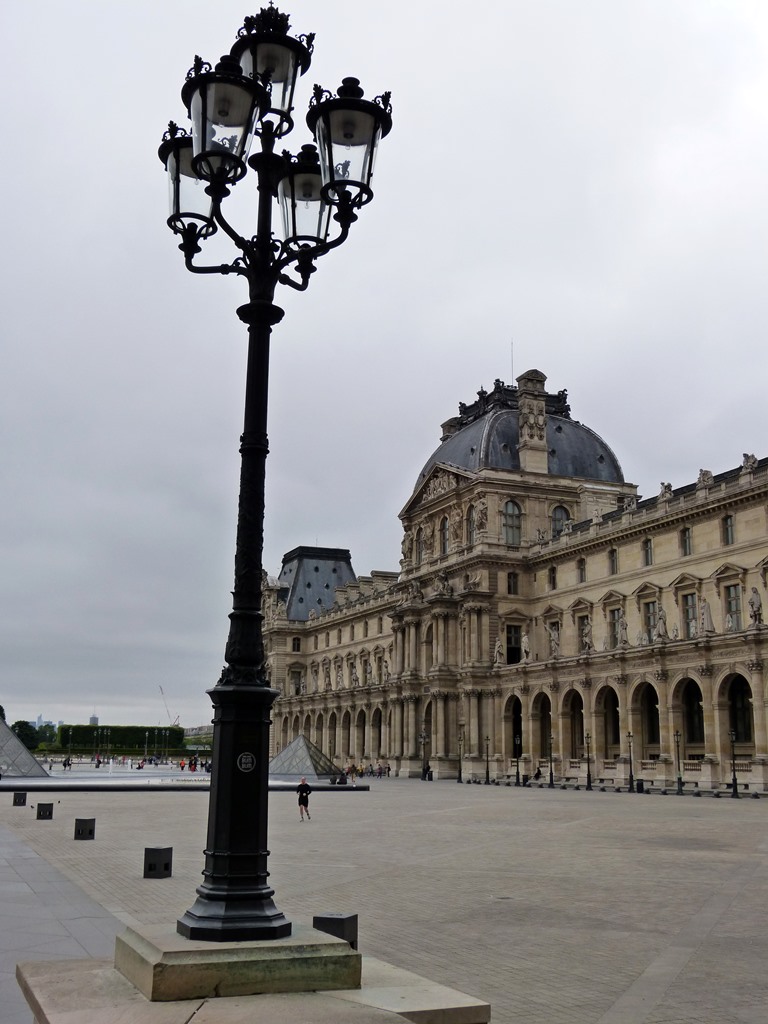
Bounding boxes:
552 505 570 538
503 500 522 546
439 516 449 556
730 676 753 742
466 505 476 546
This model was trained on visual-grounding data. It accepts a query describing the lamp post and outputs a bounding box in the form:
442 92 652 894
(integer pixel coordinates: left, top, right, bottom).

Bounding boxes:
548 732 555 789
627 731 635 793
144 730 148 758
106 728 111 760
729 729 739 798
484 735 491 784
68 728 72 759
674 729 683 795
457 726 464 784
585 731 592 791
514 734 521 787
159 7 391 942
419 729 428 780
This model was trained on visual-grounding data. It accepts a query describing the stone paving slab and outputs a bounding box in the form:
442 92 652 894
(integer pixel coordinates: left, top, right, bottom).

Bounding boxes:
2 780 768 1023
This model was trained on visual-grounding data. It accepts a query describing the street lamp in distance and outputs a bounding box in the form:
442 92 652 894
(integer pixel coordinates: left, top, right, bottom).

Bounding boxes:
626 732 635 793
514 734 521 787
484 735 491 785
674 729 683 795
457 726 464 784
729 729 739 798
547 733 554 789
584 731 592 791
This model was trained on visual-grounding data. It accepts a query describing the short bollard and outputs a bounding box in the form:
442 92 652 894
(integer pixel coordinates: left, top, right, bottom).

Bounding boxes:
13 792 27 806
36 803 54 820
144 847 172 878
313 913 359 950
74 818 95 840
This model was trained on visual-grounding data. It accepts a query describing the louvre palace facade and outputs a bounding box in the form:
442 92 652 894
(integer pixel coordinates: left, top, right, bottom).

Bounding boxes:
264 369 768 790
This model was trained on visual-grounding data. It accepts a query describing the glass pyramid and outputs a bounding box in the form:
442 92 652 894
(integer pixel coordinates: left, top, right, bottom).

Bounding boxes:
269 735 343 780
0 719 49 777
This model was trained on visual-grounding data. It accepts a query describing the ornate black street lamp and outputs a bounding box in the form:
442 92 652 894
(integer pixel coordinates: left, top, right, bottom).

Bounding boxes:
548 732 555 788
729 729 739 798
457 726 464 784
144 730 149 758
419 729 428 780
514 733 521 787
584 730 592 791
484 735 491 784
627 731 635 793
106 728 111 760
159 8 391 942
68 728 72 759
674 729 683 795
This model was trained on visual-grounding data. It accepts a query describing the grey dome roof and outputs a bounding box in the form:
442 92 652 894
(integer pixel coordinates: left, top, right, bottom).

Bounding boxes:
415 378 624 489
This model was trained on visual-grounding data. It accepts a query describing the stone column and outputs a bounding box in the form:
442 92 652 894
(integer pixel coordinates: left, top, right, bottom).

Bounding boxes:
466 688 479 756
748 659 767 756
381 700 390 759
435 692 446 756
394 624 405 676
407 618 419 674
405 695 418 757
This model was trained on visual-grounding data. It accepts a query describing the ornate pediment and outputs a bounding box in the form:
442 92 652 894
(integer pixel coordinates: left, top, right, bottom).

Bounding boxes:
568 598 593 623
400 463 473 516
710 562 747 595
597 589 625 613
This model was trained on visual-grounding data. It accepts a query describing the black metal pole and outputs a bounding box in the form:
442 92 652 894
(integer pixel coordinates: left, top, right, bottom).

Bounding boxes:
548 733 554 788
457 729 463 784
585 731 592 791
729 729 739 798
674 729 683 795
514 734 521 787
484 735 491 784
627 731 635 793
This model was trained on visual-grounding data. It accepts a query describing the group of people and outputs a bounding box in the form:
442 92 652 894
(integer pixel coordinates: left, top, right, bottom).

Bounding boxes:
345 760 391 778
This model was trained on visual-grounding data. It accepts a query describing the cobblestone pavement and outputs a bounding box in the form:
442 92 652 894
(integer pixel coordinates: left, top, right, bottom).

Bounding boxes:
2 780 767 1024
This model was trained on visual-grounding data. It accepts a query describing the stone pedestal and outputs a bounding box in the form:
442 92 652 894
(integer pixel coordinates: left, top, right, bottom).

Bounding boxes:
114 922 361 1001
696 756 721 791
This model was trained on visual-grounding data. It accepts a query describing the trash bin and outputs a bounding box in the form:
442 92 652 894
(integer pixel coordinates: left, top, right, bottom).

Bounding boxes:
522 774 529 787
427 770 434 781
636 779 644 793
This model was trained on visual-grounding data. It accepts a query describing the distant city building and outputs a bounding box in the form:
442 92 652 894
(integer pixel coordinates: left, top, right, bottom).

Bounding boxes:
264 371 768 791
89 715 98 726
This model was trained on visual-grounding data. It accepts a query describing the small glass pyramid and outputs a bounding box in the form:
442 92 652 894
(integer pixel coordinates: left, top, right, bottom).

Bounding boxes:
0 719 49 777
269 735 343 780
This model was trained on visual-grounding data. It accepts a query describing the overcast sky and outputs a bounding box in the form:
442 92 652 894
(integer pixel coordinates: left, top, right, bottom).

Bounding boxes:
1 1 767 730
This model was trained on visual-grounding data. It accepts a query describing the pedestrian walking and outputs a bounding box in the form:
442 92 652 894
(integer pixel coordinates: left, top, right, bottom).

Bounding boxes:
297 777 312 821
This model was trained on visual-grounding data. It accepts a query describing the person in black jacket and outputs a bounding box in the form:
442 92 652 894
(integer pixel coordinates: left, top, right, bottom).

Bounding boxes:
297 777 312 821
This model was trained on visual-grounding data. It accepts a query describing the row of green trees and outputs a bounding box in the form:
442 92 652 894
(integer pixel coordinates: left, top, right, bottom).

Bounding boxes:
7 720 187 755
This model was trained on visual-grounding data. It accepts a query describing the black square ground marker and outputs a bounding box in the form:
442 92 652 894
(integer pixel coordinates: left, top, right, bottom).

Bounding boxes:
36 803 53 820
144 847 173 878
13 792 27 806
74 818 95 840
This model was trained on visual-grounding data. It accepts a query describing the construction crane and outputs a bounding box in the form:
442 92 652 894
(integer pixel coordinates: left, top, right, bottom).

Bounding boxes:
159 685 180 726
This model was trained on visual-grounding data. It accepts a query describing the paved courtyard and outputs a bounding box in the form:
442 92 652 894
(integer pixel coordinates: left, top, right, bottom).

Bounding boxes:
1 778 767 1024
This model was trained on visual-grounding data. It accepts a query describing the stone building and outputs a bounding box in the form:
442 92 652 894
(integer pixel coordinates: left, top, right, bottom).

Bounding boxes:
265 370 768 791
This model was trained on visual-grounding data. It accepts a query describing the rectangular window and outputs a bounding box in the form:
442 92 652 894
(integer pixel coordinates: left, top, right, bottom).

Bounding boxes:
292 636 301 653
680 527 692 556
506 624 521 664
577 558 586 584
682 593 697 639
548 565 557 590
291 670 302 695
350 624 355 641
325 632 330 648
608 548 618 575
725 584 742 630
507 571 519 595
642 538 653 567
643 601 658 643
608 607 621 649
722 515 734 546
313 635 318 651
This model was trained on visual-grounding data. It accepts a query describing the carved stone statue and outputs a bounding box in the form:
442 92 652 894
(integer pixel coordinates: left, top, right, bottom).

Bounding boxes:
618 614 629 646
463 572 481 591
725 613 734 632
494 636 505 665
476 498 488 531
351 666 360 687
336 667 343 689
401 529 413 561
623 495 637 511
659 482 673 499
749 587 763 627
521 632 530 663
700 597 715 635
742 452 758 471
671 624 679 640
582 618 594 653
450 508 462 544
547 624 560 658
434 569 452 596
697 469 714 488
655 605 669 642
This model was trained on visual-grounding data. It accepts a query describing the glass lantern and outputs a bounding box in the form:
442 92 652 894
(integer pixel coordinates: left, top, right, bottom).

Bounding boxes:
278 144 330 250
158 124 216 238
